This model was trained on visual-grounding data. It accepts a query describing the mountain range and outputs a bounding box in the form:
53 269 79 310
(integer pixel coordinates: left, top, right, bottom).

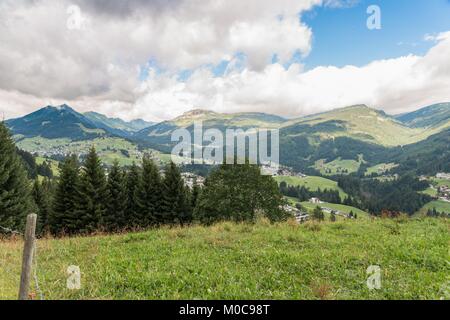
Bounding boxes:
4 102 450 175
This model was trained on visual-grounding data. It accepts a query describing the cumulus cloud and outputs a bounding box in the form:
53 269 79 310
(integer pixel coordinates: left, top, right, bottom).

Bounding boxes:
0 0 449 122
131 32 450 121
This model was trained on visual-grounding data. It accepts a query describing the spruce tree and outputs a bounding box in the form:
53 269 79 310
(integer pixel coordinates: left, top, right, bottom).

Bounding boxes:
137 155 163 226
32 178 53 234
105 160 127 231
125 162 142 228
0 122 33 231
313 206 325 221
50 155 80 235
191 179 201 212
75 146 108 234
161 162 190 225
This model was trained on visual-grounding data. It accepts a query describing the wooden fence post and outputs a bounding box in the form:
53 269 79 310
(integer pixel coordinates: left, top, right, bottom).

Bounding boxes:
18 214 37 300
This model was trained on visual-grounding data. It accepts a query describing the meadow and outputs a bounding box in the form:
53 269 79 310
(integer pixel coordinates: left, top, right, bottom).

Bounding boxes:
274 176 348 199
1 218 448 300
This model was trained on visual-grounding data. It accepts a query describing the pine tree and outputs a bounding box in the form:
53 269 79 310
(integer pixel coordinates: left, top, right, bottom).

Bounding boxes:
105 160 127 231
161 162 190 225
32 178 53 234
125 162 142 228
330 211 337 222
0 122 33 231
191 179 201 212
313 206 325 221
75 146 108 234
137 155 163 226
50 155 80 235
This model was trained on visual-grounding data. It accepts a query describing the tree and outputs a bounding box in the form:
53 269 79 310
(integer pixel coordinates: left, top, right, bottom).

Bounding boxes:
161 162 190 225
191 179 201 211
312 206 325 221
50 154 80 235
32 178 54 234
125 162 142 228
105 161 127 231
75 146 108 233
330 211 337 222
194 163 287 225
137 155 163 226
0 122 34 231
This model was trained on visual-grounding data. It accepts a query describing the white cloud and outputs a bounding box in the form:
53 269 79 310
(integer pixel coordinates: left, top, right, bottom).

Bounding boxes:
130 31 450 121
0 0 449 122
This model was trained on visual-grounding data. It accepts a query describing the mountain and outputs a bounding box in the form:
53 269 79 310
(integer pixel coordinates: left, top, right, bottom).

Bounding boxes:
282 105 419 147
395 102 450 129
6 104 108 140
84 111 153 137
5 103 450 176
133 109 286 151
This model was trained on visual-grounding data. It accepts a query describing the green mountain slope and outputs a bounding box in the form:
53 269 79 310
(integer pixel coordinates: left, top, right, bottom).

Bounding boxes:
84 111 153 136
395 102 450 128
282 105 422 147
6 104 108 140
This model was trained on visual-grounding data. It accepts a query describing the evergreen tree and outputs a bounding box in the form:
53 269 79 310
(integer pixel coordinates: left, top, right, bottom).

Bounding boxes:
125 162 142 228
75 146 108 234
50 155 80 235
330 211 337 222
312 206 325 221
32 178 53 234
191 179 201 212
0 122 33 231
105 161 127 231
161 162 190 225
137 155 163 226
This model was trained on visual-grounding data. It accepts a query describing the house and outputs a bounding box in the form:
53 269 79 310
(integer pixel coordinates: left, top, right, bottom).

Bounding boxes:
436 173 450 180
309 197 322 204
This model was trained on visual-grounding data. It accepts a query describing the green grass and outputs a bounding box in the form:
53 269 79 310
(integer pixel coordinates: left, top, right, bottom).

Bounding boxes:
275 175 348 199
431 178 450 188
1 218 448 300
366 163 398 176
35 156 60 177
16 137 172 166
314 158 361 176
419 201 450 215
300 202 370 220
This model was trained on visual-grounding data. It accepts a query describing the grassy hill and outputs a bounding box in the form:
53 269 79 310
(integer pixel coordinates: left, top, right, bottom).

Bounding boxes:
314 157 363 176
418 201 450 215
0 218 448 300
275 176 348 199
282 105 422 147
17 136 171 166
299 202 370 219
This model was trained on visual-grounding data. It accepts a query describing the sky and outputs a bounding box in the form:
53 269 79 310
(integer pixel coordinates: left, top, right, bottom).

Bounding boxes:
0 0 449 122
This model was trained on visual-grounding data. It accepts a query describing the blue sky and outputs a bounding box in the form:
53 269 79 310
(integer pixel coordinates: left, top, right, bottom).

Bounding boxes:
303 0 450 69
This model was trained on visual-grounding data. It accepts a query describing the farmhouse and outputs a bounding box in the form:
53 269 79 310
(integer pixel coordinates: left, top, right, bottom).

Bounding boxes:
436 173 450 180
309 197 322 204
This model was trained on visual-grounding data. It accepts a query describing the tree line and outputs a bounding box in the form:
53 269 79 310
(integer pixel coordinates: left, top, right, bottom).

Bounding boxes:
0 122 287 236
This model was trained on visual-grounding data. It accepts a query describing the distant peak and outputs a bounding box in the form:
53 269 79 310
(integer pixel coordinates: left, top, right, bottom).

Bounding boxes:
46 104 74 112
175 109 217 120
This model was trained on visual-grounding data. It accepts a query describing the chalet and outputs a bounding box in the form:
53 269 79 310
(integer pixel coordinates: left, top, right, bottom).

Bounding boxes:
309 197 322 204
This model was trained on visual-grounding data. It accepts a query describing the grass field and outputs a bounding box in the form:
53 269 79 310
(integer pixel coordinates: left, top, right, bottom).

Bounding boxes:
419 201 450 215
299 202 370 220
17 137 172 167
314 158 361 176
275 176 348 199
1 219 448 300
365 163 398 176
